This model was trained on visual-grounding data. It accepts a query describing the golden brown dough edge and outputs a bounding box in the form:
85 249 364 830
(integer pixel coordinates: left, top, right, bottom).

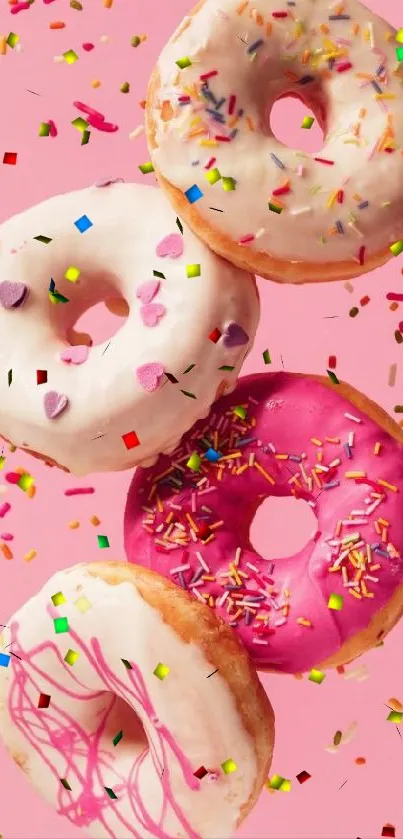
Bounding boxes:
146 2 393 285
87 561 275 827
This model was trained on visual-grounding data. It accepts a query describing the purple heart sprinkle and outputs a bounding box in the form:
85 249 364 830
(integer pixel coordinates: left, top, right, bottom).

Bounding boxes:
223 322 249 348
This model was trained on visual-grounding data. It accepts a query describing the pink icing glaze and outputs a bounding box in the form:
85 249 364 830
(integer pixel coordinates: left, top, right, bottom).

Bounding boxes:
8 608 202 839
124 373 403 673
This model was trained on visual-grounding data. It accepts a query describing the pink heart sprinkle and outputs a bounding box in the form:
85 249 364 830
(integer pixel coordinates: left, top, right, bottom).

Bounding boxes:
0 281 29 309
136 280 160 305
136 362 164 392
140 303 166 327
60 345 89 365
44 391 69 420
156 233 184 259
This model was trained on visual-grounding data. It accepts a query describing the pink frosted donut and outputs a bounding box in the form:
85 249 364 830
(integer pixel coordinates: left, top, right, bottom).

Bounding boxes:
0 562 273 839
125 373 403 674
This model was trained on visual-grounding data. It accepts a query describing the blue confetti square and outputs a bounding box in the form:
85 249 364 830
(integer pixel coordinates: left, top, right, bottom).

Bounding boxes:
0 653 10 668
205 448 220 462
74 214 93 234
184 184 203 204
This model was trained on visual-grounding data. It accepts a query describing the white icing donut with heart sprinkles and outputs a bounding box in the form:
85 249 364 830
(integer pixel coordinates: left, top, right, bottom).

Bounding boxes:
0 181 259 475
147 0 403 283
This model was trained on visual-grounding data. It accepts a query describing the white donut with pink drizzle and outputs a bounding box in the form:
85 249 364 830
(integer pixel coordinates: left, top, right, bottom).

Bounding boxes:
0 182 259 474
0 562 273 839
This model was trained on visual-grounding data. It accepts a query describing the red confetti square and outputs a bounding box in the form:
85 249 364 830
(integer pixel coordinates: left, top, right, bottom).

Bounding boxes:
122 431 140 450
36 370 48 385
382 827 396 839
3 152 17 165
208 328 221 344
197 522 211 541
193 766 208 779
38 693 51 709
296 770 311 784
328 356 336 370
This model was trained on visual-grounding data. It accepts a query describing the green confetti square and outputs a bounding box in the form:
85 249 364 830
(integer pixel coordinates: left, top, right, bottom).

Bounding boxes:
17 473 34 492
153 662 170 680
328 593 344 611
387 710 403 723
205 168 221 185
221 758 237 775
7 370 12 387
6 33 19 48
396 46 403 61
268 774 285 790
187 452 201 471
176 217 183 235
97 534 110 549
390 240 403 257
327 369 340 385
51 591 66 607
38 122 51 137
186 264 201 278
153 270 165 279
268 202 282 214
104 786 118 800
138 161 155 174
63 49 79 64
308 668 326 684
301 116 314 129
222 177 236 192
60 778 72 790
233 405 247 420
54 617 69 635
34 235 52 244
81 130 91 146
263 349 271 365
71 117 89 132
176 56 192 69
64 265 81 283
74 596 92 613
113 730 123 746
64 649 79 666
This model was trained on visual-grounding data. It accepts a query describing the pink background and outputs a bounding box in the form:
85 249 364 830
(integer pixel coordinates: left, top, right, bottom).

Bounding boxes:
1 0 403 837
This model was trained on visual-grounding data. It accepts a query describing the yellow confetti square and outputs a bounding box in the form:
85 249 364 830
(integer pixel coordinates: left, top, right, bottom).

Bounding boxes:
65 265 81 283
221 758 237 774
64 649 79 666
74 596 92 614
153 662 170 680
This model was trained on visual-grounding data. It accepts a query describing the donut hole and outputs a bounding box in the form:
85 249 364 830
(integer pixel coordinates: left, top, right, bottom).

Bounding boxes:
100 692 148 756
71 298 129 348
250 495 318 560
269 94 325 154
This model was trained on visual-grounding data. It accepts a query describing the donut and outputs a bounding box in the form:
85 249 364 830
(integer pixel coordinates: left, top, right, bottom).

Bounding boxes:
0 561 274 839
147 0 403 284
124 372 403 674
0 182 259 475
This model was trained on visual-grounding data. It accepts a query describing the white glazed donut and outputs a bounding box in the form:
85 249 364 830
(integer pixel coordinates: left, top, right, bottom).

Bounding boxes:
0 562 274 839
0 182 259 475
147 0 403 283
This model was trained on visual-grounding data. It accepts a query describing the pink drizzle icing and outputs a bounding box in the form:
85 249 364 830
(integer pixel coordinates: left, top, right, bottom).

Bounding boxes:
7 609 202 839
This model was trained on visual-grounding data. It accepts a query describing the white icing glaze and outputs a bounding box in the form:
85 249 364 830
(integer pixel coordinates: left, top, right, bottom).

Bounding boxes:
0 564 258 839
0 183 259 475
151 0 403 265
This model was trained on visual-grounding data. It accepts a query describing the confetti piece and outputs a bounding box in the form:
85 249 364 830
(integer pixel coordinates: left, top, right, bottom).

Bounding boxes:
104 787 118 800
387 710 403 723
139 161 155 174
60 778 72 791
390 241 403 257
53 617 69 634
186 264 201 278
206 168 221 185
38 693 51 708
120 82 130 93
122 431 140 450
2 151 17 165
263 349 271 365
121 659 132 669
267 774 290 790
381 826 396 839
63 49 79 64
233 405 247 420
131 36 141 47
74 596 92 613
0 653 10 668
269 202 282 214
74 214 93 234
51 592 66 607
221 759 237 775
38 122 51 137
301 115 314 129
153 662 170 680
6 33 19 48
185 185 203 204
65 265 81 283
64 649 79 666
327 370 340 385
187 452 201 471
113 730 123 746
296 770 311 783
308 668 326 684
176 56 192 69
209 328 221 343
97 534 110 549
193 766 208 779
180 390 196 399
176 217 183 234
222 177 236 191
36 370 48 385
328 593 344 610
